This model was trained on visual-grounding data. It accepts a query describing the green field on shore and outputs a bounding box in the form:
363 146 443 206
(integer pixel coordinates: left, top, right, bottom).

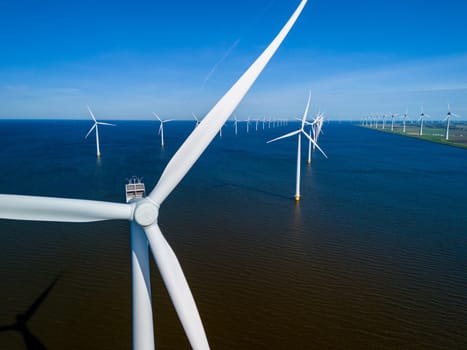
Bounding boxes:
361 122 467 149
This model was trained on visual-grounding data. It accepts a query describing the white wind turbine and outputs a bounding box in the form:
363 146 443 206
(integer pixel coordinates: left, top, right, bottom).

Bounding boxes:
154 113 174 147
246 117 250 133
85 106 115 158
382 114 387 129
390 113 398 132
444 104 461 141
233 114 238 136
192 113 200 129
419 106 431 136
267 91 327 202
402 109 408 133
306 113 324 165
0 1 308 349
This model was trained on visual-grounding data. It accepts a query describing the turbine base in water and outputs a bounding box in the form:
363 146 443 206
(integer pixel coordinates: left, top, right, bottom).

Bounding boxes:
295 195 300 201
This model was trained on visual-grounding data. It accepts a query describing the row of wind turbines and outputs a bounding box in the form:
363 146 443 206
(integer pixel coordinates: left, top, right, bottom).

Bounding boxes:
85 106 302 158
363 105 463 141
0 1 310 350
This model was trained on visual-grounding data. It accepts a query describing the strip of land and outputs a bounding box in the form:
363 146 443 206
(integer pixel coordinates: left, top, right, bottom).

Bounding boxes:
360 123 467 150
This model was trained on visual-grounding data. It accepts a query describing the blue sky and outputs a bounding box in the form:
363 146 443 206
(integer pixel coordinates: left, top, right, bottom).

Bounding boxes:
1 0 466 120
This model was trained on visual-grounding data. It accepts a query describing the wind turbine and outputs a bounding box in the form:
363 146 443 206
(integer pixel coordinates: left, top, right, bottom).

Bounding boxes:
246 117 250 133
85 106 115 158
154 113 174 147
233 114 238 136
390 113 398 132
445 104 461 141
306 113 324 165
382 114 387 129
267 91 327 202
402 109 408 133
0 1 308 349
419 106 431 136
192 113 200 129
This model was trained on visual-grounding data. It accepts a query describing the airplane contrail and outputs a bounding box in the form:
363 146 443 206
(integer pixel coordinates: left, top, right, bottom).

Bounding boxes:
201 38 241 88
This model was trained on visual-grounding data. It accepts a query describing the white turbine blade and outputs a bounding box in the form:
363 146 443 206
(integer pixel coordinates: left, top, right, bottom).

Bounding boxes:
131 222 155 350
158 124 162 135
302 131 328 158
85 123 97 139
0 194 133 222
87 105 97 122
148 0 308 205
192 113 199 122
301 91 311 129
97 122 116 126
163 119 176 123
266 129 300 143
452 112 462 118
144 224 209 350
153 112 162 122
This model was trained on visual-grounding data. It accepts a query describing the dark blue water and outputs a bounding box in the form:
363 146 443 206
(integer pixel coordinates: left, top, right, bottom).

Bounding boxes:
0 120 466 349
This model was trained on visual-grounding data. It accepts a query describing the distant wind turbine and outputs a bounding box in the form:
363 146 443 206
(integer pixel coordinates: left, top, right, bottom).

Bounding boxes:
0 0 308 348
85 106 115 158
267 91 327 201
154 113 174 147
445 104 461 141
390 113 398 132
402 109 408 133
233 115 238 136
306 113 324 165
419 106 431 136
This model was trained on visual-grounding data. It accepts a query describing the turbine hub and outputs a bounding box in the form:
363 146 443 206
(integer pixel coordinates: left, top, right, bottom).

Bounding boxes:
134 200 158 227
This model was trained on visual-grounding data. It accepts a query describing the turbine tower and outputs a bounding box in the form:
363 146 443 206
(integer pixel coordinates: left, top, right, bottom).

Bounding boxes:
85 106 115 158
154 113 174 147
267 91 327 202
0 1 308 349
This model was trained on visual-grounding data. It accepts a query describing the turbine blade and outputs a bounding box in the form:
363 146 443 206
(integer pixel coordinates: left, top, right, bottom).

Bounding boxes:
164 119 176 123
87 106 97 122
153 112 162 122
0 194 133 222
148 0 308 206
301 91 311 129
23 274 61 322
144 224 209 350
266 130 300 143
97 122 116 126
85 123 96 139
131 222 155 350
302 131 328 158
452 113 462 118
192 113 199 122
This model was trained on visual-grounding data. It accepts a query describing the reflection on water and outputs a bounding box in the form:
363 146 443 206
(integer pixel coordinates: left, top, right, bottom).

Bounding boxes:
0 121 466 349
